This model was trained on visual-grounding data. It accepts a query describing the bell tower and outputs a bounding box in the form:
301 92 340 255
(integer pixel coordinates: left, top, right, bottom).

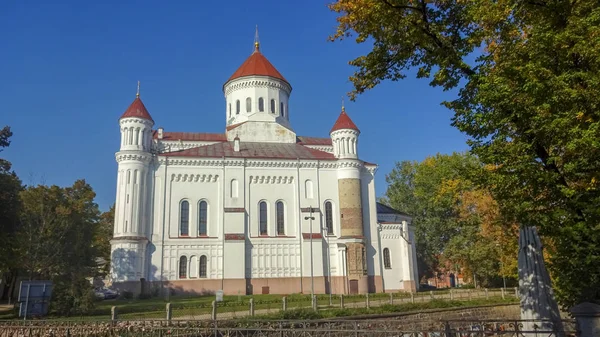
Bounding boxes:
331 106 368 293
110 82 154 284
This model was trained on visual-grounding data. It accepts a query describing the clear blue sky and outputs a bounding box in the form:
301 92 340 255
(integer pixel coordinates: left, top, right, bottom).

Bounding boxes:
1 0 468 211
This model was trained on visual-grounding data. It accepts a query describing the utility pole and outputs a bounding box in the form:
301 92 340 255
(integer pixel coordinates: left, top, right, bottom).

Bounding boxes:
305 207 316 297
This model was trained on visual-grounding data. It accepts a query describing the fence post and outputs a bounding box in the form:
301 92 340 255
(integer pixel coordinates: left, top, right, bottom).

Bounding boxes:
111 306 118 324
166 303 172 323
485 288 489 300
366 293 370 309
411 292 415 303
430 291 434 300
340 294 345 309
389 293 393 305
571 302 600 337
501 288 505 299
282 296 287 311
312 295 318 311
514 287 519 299
211 301 217 320
450 289 453 300
249 298 255 316
468 289 472 301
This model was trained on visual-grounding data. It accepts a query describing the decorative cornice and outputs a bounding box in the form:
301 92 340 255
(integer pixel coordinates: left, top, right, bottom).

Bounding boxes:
119 118 154 127
110 236 149 242
331 129 360 138
224 78 291 96
155 157 348 170
337 160 363 169
171 173 219 183
115 152 153 163
249 175 294 184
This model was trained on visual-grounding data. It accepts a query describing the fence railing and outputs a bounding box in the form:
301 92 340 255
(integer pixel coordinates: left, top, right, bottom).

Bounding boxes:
0 318 577 337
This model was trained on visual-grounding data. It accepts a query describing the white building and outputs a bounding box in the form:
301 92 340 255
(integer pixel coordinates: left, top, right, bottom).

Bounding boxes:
110 38 419 295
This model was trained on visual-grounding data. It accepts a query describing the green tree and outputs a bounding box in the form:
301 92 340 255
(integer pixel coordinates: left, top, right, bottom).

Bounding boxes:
329 0 600 307
19 180 100 315
382 152 516 287
94 205 114 276
0 126 23 300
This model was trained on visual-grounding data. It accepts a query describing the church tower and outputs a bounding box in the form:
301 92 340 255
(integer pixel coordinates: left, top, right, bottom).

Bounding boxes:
331 106 368 293
110 84 154 284
222 28 296 143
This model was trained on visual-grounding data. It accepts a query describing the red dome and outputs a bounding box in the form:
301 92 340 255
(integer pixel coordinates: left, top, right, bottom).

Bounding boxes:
120 97 153 122
226 48 288 84
330 109 359 133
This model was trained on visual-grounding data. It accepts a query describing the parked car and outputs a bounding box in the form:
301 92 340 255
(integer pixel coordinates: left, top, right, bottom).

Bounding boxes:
94 287 119 300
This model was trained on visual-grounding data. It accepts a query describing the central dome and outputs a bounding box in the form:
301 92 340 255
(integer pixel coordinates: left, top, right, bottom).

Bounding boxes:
226 47 288 85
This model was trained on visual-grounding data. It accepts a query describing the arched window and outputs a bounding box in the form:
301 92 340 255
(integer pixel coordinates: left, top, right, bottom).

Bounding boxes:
280 102 284 116
180 201 189 236
270 99 275 114
276 201 285 235
246 97 252 112
383 248 391 269
198 201 208 236
179 256 187 278
305 180 314 199
236 100 240 114
259 201 268 235
325 201 333 235
199 255 207 278
258 97 264 112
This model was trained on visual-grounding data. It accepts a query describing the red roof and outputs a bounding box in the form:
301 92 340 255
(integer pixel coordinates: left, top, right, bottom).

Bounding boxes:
160 141 336 160
330 109 359 133
120 97 153 122
152 131 227 142
297 136 332 146
226 48 288 84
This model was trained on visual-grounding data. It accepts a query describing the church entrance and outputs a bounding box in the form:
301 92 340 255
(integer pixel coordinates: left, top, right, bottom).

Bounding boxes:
349 280 358 294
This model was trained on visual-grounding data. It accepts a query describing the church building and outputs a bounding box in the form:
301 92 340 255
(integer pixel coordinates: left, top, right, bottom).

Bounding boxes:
110 37 419 295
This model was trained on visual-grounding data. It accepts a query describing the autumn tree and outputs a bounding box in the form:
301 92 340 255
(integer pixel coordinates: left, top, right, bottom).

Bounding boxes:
382 152 518 287
329 0 600 307
94 205 115 276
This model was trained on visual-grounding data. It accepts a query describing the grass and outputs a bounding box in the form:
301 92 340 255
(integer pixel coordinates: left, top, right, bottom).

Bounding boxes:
0 288 515 321
246 297 519 321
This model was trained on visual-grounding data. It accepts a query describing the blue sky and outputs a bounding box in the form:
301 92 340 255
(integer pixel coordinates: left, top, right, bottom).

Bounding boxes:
1 0 468 211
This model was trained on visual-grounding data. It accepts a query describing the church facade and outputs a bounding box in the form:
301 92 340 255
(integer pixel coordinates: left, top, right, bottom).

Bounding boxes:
110 40 419 295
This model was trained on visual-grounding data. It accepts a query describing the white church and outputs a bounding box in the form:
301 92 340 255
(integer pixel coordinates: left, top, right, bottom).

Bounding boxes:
110 37 419 295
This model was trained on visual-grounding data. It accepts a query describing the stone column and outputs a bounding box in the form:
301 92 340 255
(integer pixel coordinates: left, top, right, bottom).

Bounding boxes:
571 302 600 337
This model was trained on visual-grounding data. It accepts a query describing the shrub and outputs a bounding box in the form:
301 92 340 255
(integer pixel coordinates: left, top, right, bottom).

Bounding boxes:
120 290 133 300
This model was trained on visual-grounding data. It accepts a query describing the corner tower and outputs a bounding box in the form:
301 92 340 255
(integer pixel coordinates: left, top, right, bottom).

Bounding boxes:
331 107 368 293
223 28 295 143
110 84 154 284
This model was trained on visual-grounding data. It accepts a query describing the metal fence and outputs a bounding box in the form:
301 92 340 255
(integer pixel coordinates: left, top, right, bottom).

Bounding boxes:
0 318 577 337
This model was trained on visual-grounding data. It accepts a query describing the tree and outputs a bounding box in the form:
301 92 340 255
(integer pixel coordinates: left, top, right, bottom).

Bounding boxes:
0 126 23 300
94 205 114 276
329 0 600 307
381 152 518 287
19 180 100 315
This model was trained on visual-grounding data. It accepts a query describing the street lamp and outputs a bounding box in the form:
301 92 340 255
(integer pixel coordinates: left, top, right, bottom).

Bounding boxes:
322 224 332 305
304 207 316 297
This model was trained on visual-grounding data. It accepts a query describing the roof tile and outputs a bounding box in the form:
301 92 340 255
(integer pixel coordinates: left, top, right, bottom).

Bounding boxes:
330 110 359 133
226 50 288 84
120 97 153 122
